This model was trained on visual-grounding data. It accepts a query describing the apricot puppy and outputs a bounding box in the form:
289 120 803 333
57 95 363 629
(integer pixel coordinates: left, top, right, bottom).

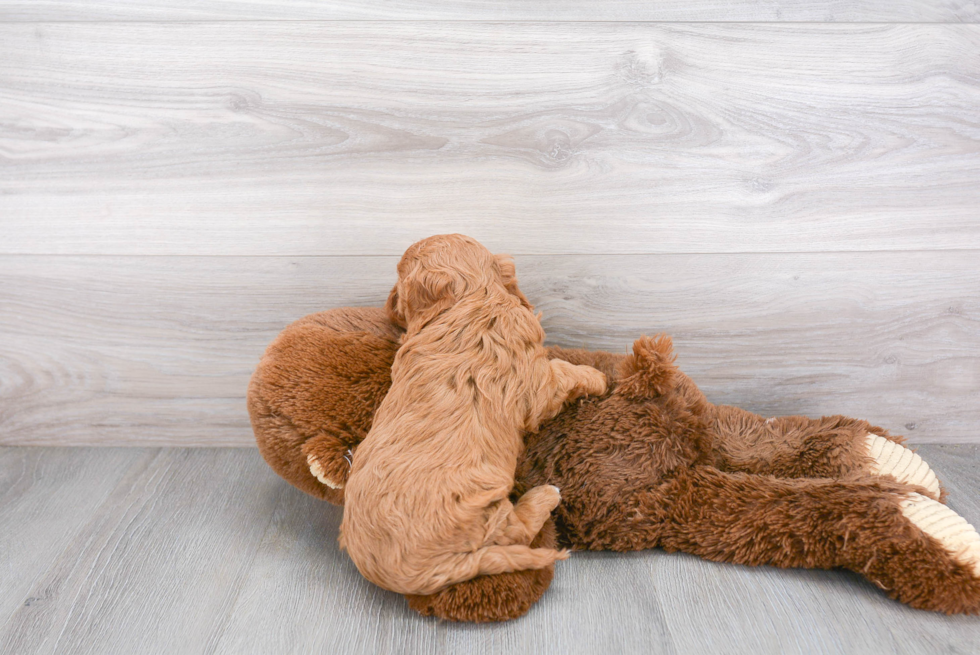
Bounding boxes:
338 234 607 595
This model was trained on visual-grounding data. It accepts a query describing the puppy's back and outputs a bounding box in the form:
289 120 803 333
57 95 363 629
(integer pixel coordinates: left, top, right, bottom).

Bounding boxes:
341 287 562 594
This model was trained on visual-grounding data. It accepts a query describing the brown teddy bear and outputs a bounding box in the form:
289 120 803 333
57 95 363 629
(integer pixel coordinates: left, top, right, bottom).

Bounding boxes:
248 306 980 621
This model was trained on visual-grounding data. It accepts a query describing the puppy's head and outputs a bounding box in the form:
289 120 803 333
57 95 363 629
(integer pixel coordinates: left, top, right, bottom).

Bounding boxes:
385 234 533 328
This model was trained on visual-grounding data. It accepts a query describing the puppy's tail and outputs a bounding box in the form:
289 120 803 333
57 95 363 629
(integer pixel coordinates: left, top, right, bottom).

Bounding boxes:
407 545 569 595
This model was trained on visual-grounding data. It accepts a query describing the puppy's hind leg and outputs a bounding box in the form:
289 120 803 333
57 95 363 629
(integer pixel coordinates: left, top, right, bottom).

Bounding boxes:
419 545 570 594
512 485 562 541
493 485 563 546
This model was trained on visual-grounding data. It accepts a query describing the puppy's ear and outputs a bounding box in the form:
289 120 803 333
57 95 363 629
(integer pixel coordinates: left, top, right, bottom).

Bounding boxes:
494 254 533 311
385 284 406 328
407 267 456 308
394 264 458 327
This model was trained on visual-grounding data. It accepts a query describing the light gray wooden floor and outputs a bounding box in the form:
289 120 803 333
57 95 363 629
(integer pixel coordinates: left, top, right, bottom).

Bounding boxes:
2 444 978 655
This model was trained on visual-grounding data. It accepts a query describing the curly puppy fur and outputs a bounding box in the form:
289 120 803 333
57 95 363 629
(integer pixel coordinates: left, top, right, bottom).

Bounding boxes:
250 308 980 619
338 235 607 595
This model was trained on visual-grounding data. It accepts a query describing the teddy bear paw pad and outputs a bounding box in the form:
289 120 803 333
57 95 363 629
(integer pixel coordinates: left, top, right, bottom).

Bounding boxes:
307 453 343 489
866 434 940 499
900 493 980 577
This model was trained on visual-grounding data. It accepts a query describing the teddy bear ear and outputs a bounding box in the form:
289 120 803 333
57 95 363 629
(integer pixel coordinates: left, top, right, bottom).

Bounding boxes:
494 254 534 311
616 334 678 398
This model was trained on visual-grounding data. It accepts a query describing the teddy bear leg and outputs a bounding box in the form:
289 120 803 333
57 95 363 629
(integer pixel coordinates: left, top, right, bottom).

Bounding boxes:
864 433 941 500
301 432 355 490
642 467 980 613
712 407 942 499
839 490 980 613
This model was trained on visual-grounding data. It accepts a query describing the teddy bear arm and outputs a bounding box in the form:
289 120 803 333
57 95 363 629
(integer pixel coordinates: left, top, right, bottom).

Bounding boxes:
301 432 356 491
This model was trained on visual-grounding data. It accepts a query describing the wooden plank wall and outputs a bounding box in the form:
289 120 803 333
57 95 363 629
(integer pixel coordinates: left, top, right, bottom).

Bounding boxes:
1 4 978 445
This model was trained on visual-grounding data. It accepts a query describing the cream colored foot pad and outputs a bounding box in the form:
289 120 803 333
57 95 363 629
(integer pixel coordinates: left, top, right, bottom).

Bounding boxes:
308 454 343 489
901 493 980 577
866 434 941 499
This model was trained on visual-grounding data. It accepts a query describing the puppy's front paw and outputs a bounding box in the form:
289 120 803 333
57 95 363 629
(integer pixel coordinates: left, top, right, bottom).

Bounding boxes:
580 366 608 397
562 364 607 402
307 452 347 490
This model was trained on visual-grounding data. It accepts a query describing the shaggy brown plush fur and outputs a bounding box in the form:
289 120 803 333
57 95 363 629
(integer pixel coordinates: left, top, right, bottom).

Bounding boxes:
338 235 606 595
248 308 400 506
248 307 980 619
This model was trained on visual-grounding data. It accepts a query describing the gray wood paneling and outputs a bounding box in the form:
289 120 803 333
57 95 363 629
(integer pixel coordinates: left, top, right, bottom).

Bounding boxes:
0 1 977 22
1 252 977 446
1 445 978 655
3 23 980 255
